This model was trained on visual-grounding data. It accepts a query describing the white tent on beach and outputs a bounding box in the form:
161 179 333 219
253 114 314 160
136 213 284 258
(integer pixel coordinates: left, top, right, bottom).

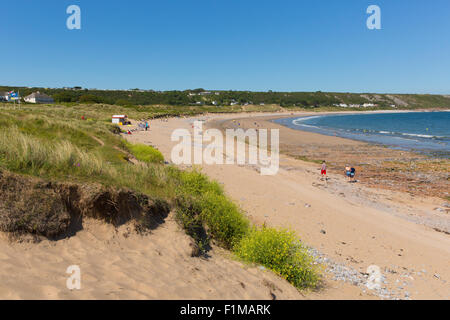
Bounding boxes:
112 115 128 124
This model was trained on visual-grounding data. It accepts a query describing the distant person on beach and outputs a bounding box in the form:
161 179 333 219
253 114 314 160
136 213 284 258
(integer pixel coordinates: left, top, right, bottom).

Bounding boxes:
321 161 327 180
145 121 149 131
350 167 356 182
345 165 351 181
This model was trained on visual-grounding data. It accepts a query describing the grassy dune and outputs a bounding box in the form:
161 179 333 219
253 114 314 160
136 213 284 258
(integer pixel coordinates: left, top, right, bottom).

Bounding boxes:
0 103 320 289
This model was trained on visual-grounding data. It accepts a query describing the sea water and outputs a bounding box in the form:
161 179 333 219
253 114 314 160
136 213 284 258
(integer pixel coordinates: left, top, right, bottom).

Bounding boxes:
273 111 450 158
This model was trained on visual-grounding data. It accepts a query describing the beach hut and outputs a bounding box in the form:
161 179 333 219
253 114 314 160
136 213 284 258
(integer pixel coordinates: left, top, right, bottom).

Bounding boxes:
112 115 128 125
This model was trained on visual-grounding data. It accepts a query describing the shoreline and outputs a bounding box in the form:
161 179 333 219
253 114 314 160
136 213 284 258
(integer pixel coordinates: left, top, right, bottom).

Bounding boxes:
271 112 450 159
210 111 449 201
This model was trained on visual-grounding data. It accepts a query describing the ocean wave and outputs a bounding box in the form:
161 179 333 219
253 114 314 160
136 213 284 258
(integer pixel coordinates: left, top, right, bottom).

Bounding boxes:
292 116 322 126
400 133 446 139
298 124 320 129
352 129 446 140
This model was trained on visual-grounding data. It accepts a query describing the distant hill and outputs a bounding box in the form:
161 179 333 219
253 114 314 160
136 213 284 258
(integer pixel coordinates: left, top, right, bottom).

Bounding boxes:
1 86 449 109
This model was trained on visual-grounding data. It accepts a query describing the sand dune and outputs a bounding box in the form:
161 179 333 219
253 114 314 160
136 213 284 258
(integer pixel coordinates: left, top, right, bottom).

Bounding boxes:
0 214 304 300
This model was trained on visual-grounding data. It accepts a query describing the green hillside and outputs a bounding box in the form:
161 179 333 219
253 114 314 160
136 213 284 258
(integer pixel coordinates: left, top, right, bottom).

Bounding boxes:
2 86 449 109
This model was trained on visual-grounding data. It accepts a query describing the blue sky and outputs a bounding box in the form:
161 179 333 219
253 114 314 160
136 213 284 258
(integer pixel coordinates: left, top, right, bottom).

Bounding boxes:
1 0 449 93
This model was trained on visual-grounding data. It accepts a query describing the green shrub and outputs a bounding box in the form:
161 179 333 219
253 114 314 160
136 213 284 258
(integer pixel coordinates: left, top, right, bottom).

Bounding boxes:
174 194 210 252
126 142 164 164
200 192 249 249
79 94 105 104
173 170 249 249
177 170 222 196
236 227 320 289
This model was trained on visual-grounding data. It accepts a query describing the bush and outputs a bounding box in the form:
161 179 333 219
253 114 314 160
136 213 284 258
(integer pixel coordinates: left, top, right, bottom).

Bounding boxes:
53 92 77 103
176 170 222 196
173 170 320 291
173 170 249 249
116 99 135 107
236 227 320 289
79 94 105 104
174 194 210 252
200 192 249 249
126 142 164 164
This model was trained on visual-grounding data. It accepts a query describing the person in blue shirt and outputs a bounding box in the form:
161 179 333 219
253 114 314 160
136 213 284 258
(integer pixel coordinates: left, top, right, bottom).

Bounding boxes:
350 167 356 182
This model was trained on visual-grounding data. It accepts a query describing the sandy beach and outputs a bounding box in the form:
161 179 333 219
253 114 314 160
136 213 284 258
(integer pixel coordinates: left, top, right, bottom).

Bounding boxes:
0 213 304 300
3 0 450 303
0 111 448 300
125 111 450 300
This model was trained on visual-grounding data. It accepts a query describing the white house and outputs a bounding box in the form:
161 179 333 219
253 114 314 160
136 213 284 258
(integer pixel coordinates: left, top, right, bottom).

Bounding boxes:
0 92 9 101
24 92 54 104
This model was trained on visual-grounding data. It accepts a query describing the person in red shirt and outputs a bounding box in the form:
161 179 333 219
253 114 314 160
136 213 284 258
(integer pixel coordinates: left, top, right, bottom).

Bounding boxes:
321 161 327 181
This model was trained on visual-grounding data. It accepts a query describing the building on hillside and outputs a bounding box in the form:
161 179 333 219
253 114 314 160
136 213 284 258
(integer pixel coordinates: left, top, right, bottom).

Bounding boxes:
0 92 9 101
24 92 54 104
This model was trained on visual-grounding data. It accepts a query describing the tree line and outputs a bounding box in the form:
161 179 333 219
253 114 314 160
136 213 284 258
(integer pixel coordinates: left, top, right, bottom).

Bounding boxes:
1 86 450 109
